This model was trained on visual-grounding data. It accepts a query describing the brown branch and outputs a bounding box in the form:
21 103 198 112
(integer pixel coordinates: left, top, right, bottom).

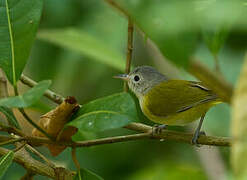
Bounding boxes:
103 0 130 18
0 133 151 147
20 74 64 104
0 137 25 146
124 19 134 92
0 147 75 179
0 123 25 136
13 142 27 152
189 59 233 104
25 144 56 168
0 128 230 147
125 123 231 146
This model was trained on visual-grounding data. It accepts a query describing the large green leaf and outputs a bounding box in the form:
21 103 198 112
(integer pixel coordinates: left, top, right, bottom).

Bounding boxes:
0 106 20 129
0 151 14 179
73 92 138 119
68 111 132 133
0 80 51 108
0 0 43 85
74 168 104 180
38 28 125 71
68 92 138 139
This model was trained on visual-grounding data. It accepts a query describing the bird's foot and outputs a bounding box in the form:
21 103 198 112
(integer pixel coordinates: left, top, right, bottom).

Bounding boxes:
191 131 206 146
152 124 167 135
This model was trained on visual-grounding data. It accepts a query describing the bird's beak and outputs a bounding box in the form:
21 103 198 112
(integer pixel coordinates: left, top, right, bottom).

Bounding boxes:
113 74 129 81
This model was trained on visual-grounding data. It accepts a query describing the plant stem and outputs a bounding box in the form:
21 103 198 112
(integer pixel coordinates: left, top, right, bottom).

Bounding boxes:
20 74 64 104
18 108 54 141
124 19 134 92
71 148 80 171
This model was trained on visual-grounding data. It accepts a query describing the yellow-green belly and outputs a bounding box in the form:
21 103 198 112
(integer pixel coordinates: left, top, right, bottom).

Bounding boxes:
139 98 220 126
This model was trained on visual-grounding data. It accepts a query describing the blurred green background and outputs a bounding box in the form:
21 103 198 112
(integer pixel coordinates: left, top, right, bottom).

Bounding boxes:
5 0 247 179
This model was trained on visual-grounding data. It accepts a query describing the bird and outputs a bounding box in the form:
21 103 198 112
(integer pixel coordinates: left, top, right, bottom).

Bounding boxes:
115 66 222 144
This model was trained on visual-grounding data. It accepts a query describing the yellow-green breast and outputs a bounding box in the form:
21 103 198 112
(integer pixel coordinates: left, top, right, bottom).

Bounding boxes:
139 80 221 125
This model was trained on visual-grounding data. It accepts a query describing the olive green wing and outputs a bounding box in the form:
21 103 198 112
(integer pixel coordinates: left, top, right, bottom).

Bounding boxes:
144 80 218 117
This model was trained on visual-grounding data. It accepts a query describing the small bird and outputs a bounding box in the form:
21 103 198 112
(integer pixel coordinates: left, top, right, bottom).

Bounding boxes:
115 66 222 144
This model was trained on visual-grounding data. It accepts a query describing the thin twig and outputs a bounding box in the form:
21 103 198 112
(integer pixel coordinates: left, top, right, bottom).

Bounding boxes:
71 148 80 172
103 0 130 18
124 19 134 92
125 123 231 146
25 144 56 168
13 142 27 152
0 123 25 137
18 108 54 141
0 129 230 147
20 74 64 104
0 137 25 146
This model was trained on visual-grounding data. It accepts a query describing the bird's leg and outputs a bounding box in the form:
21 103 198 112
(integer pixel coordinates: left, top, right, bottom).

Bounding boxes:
192 114 206 145
152 124 167 135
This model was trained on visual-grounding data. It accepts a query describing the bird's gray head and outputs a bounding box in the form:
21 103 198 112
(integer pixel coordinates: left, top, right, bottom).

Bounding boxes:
115 66 167 98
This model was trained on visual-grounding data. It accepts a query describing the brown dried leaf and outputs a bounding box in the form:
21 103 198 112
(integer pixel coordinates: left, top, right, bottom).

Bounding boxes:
32 96 79 156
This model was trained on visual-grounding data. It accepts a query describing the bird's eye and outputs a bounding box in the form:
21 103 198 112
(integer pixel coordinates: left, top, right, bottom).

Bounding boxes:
134 75 140 82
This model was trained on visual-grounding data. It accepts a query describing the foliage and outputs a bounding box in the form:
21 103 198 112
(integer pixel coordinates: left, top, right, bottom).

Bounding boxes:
0 151 14 179
0 80 51 108
0 0 43 85
0 0 246 179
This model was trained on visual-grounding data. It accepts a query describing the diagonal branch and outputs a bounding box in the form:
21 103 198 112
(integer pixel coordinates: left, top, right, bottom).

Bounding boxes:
0 147 75 179
20 74 64 104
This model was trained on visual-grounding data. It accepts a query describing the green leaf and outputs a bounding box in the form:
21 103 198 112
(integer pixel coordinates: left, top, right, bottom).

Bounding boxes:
74 168 104 180
0 0 44 85
38 28 125 71
68 111 132 133
0 106 20 129
0 80 51 108
0 151 14 179
68 93 138 139
74 92 138 119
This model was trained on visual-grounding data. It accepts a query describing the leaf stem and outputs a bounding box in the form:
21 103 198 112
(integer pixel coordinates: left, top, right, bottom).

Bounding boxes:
18 108 55 141
71 148 80 172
